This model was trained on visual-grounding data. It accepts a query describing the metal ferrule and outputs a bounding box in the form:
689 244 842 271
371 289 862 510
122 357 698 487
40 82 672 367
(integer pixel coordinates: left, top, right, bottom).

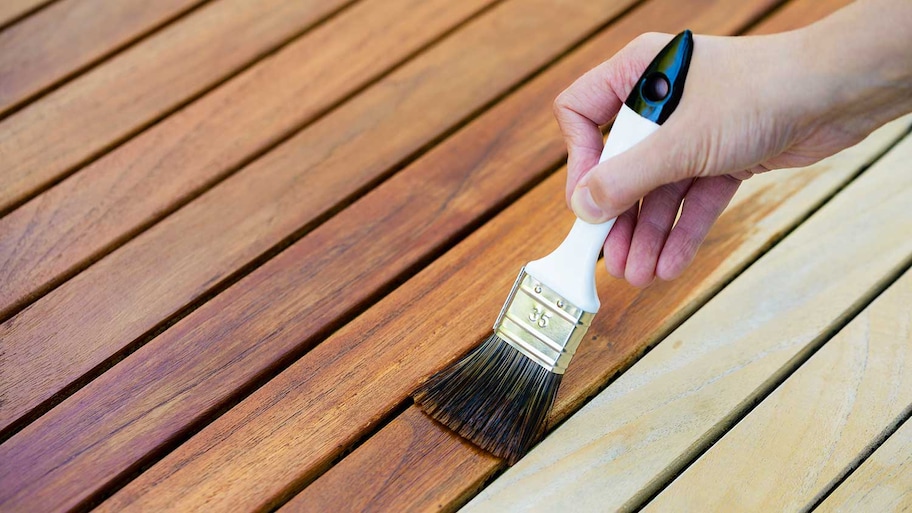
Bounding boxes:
493 268 595 374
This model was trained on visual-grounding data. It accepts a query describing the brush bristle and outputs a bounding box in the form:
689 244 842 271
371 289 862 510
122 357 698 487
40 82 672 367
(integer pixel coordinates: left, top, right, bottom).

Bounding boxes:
412 334 562 464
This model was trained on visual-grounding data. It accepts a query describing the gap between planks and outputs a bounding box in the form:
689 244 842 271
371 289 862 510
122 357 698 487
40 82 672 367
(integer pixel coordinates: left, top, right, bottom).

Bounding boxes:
0 0 55 31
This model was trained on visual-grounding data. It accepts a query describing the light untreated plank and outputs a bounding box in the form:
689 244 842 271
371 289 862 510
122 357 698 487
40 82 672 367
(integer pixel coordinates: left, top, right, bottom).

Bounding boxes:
463 135 912 513
0 0 650 510
0 0 51 28
0 0 494 320
818 418 912 512
0 0 206 116
94 126 911 512
644 270 912 512
0 0 352 214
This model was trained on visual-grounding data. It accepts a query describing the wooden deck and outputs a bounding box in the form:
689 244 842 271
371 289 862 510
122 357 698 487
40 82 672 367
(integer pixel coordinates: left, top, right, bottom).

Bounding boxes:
1 0 909 511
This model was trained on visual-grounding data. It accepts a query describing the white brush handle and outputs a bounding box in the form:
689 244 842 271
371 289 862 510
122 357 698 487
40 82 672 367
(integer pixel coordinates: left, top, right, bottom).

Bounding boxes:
525 104 660 313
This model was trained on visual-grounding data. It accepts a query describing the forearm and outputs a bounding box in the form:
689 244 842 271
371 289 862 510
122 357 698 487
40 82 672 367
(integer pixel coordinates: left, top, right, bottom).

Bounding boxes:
798 0 912 134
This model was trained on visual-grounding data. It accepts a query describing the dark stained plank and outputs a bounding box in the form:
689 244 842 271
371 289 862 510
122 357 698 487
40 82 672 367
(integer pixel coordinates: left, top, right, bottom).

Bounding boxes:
0 0 649 510
0 0 354 214
0 0 643 437
0 0 52 28
0 0 495 320
99 121 909 512
0 0 206 116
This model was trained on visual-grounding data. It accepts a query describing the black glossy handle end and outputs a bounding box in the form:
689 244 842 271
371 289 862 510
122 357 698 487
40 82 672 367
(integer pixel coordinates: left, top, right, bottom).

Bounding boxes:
624 29 694 124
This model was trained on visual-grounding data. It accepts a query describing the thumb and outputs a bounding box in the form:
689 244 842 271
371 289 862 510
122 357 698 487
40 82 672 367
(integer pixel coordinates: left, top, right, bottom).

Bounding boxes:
570 121 703 223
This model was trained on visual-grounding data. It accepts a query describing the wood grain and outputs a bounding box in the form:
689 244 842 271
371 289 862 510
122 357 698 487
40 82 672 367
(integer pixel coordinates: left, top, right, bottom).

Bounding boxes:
818 418 912 512
0 0 494 320
0 0 51 28
93 120 912 512
644 270 912 512
0 0 206 116
0 0 351 214
463 135 912 513
0 0 649 510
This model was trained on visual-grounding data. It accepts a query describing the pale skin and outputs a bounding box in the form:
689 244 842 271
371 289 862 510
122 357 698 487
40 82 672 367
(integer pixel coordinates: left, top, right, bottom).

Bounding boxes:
555 0 912 287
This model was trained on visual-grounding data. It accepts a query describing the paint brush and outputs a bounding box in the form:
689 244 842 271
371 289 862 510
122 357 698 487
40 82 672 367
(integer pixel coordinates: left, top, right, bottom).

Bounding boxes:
413 30 694 464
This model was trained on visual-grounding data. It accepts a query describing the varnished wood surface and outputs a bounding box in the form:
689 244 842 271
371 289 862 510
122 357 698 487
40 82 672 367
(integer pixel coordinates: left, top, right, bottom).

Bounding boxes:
0 0 494 320
0 0 207 116
0 0 51 28
0 0 907 511
0 0 643 440
0 0 353 214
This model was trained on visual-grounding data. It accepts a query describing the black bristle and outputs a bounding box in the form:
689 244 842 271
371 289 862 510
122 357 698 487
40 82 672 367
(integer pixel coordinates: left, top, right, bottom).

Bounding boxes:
412 334 562 464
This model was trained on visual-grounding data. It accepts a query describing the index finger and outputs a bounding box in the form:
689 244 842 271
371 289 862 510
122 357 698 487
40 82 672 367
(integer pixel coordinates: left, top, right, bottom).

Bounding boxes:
554 33 671 205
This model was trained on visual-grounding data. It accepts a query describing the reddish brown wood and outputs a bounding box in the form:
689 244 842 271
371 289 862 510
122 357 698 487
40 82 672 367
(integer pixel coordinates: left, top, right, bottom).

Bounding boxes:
0 0 647 510
0 0 51 27
0 0 643 436
0 0 352 214
0 0 207 116
0 0 494 320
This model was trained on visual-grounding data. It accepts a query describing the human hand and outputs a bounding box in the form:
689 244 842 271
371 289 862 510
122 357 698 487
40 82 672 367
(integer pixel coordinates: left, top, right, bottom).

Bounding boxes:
555 3 912 287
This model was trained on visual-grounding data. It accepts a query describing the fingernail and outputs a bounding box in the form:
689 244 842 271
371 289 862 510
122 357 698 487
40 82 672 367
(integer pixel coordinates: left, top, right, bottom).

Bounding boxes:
571 186 605 223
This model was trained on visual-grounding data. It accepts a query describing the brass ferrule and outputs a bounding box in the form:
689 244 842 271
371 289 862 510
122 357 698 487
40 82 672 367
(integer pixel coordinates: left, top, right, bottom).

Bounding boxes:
493 268 595 374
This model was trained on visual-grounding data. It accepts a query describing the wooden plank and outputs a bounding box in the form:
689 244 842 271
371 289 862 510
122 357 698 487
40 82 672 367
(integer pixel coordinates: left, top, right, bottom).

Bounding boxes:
283 1 871 509
0 0 207 116
818 418 912 512
93 125 911 513
461 136 912 513
0 0 651 510
0 0 353 215
0 0 494 320
0 0 51 28
643 270 912 512
0 0 643 437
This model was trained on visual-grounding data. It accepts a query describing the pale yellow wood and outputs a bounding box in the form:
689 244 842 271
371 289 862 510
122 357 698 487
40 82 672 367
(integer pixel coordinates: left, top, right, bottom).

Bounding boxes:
818 418 912 512
643 270 912 512
463 132 912 513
